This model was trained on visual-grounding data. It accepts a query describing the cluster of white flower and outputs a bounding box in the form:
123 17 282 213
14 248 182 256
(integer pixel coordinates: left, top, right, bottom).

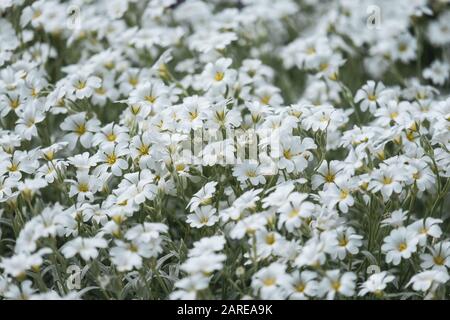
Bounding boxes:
0 0 449 300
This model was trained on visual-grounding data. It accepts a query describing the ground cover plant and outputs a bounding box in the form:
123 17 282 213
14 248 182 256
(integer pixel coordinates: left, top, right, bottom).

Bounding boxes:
0 0 449 300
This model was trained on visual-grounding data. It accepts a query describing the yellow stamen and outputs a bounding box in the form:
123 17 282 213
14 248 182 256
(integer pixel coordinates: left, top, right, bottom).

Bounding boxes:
106 133 116 142
214 72 224 81
78 183 89 192
106 154 117 165
75 124 86 135
265 233 276 245
263 278 276 286
260 95 271 105
145 95 156 103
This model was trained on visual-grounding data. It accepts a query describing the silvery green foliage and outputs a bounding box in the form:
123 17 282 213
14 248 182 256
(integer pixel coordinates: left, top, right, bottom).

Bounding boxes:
0 0 449 300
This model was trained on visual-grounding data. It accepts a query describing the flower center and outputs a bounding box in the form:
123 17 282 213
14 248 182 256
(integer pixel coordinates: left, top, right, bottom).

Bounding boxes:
189 111 199 120
200 216 209 224
398 43 407 52
295 283 306 292
95 87 106 95
75 123 86 135
33 10 42 19
339 236 348 247
78 183 89 192
339 190 349 200
214 72 224 81
289 209 299 218
398 242 407 252
27 118 35 127
390 112 398 119
260 95 271 105
145 95 156 103
319 63 329 71
283 149 292 160
263 277 276 287
107 133 116 142
433 255 445 266
131 105 141 115
8 163 18 172
75 80 86 90
139 145 149 155
129 77 138 86
306 47 316 55
107 154 117 165
10 99 20 109
246 170 257 178
265 233 276 245
331 281 341 291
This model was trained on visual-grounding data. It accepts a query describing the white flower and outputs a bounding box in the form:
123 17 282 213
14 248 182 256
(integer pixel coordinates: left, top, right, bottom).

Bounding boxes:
60 112 100 149
381 209 408 228
229 214 267 240
381 227 419 265
358 272 395 297
261 182 294 208
3 280 36 300
320 181 355 214
170 274 210 300
420 241 450 271
67 152 98 172
0 150 37 180
61 237 108 261
391 33 417 63
68 73 102 99
116 170 157 205
311 160 345 190
67 171 102 202
369 164 405 201
92 123 129 148
220 189 262 222
95 143 129 176
15 100 45 140
423 60 449 86
0 248 51 277
327 227 363 260
125 223 168 243
233 160 266 186
189 235 226 257
203 58 236 92
275 136 316 173
295 237 327 268
178 95 209 132
129 80 169 111
186 205 218 228
181 253 226 275
0 175 19 202
110 238 163 272
187 181 217 212
284 270 319 300
251 263 290 299
354 81 390 113
277 192 315 232
407 270 449 293
318 270 356 300
253 230 283 259
407 218 443 246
